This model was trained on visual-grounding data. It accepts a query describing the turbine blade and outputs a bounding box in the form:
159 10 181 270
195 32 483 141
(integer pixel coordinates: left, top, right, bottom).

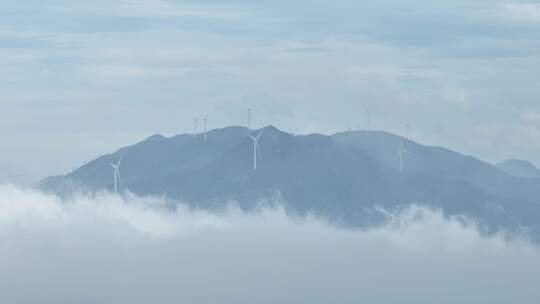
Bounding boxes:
256 128 265 140
117 152 125 166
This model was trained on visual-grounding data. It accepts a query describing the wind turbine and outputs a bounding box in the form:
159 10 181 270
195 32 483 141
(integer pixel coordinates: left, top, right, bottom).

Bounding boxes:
194 118 199 137
203 117 208 141
248 129 264 170
405 124 411 140
247 108 252 130
398 138 410 171
110 153 124 193
366 110 371 130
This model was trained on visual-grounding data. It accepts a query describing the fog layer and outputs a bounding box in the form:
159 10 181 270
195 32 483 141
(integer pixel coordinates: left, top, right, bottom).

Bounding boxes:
0 185 538 304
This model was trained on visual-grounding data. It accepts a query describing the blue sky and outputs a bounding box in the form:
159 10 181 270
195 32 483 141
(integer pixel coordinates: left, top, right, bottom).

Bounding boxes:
1 0 539 183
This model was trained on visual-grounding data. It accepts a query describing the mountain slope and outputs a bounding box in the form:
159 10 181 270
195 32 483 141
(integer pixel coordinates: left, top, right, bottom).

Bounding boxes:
128 127 520 229
496 159 540 179
332 131 540 205
131 127 398 221
41 126 250 194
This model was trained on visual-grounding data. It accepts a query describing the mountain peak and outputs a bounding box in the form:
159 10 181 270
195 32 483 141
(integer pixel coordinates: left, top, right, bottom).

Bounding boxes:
496 159 540 178
144 134 166 142
208 125 249 134
252 125 285 134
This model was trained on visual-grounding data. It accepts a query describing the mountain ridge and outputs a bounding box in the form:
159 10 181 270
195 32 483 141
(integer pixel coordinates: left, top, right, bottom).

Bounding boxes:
496 159 540 179
40 125 540 238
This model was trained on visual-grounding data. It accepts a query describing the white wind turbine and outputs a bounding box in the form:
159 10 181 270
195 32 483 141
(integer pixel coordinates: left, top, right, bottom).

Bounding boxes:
203 117 208 141
247 108 252 130
398 138 410 171
248 129 264 170
110 153 124 193
405 123 411 140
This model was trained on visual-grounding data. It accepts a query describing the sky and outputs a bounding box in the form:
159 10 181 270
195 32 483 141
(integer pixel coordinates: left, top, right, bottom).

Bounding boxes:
1 0 539 183
1 185 540 304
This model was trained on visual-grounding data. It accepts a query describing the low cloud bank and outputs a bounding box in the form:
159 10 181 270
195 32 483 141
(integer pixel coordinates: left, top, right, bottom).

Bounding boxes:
0 184 539 304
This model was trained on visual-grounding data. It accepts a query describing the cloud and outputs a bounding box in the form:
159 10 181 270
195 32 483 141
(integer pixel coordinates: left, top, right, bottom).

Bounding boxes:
80 64 153 80
504 3 540 21
0 184 539 304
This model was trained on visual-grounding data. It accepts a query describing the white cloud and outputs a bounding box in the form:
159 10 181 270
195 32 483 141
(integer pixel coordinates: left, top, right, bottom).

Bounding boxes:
522 111 540 125
504 3 540 21
0 185 539 304
80 64 152 80
442 86 471 109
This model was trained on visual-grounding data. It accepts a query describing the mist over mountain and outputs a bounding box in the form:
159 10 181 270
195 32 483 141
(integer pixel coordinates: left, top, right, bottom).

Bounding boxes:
4 185 540 304
41 126 540 238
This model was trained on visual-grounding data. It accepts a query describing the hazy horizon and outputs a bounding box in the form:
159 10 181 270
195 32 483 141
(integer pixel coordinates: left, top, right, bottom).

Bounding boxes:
1 0 540 184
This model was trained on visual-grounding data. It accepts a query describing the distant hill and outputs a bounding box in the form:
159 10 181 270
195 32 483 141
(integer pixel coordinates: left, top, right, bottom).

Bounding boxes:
496 159 540 179
41 126 540 238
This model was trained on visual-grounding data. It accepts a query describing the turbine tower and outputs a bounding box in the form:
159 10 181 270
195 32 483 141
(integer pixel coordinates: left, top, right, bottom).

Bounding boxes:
398 139 409 171
247 108 252 130
194 118 199 136
248 129 264 170
203 117 208 141
405 124 411 140
110 153 124 193
366 110 371 130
